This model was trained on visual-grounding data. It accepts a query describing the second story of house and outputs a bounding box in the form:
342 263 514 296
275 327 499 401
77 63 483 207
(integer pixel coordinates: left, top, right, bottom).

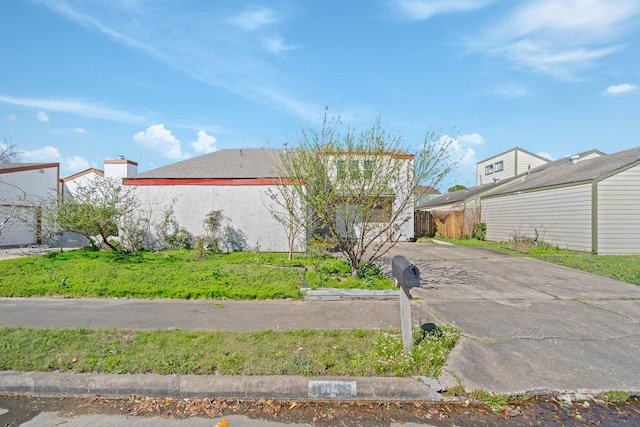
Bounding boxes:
476 147 549 186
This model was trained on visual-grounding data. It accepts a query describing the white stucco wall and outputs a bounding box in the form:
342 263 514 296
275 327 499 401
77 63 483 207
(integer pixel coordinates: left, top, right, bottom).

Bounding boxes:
482 183 593 251
131 184 304 252
105 160 137 180
597 164 640 255
62 171 102 198
0 164 59 246
326 153 415 240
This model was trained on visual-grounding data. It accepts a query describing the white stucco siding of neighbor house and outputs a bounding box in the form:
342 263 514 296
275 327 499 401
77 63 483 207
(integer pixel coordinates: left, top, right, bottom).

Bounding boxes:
596 163 640 255
482 183 593 251
0 163 59 247
131 182 302 253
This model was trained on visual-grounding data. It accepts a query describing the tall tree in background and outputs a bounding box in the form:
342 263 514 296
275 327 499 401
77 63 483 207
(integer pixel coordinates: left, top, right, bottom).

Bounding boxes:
270 112 457 276
447 184 467 192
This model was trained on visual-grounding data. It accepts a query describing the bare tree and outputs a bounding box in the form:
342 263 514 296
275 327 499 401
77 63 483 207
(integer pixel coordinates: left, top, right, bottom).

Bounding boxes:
0 138 20 163
270 112 457 276
265 174 306 260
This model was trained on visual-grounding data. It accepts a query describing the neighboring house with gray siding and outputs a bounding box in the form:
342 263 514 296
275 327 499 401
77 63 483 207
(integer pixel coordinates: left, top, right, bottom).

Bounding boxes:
476 147 550 186
419 146 640 254
481 147 639 254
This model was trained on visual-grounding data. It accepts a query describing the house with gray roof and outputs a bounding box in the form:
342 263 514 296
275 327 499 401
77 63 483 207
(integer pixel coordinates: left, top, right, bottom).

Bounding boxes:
418 146 640 254
123 149 296 252
482 146 639 254
123 147 416 253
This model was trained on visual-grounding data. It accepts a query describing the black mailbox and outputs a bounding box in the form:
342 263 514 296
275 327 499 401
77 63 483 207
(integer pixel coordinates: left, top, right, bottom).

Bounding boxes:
391 255 421 288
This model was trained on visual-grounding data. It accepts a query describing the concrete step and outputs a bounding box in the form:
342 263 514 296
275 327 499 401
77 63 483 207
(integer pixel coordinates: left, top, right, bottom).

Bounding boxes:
303 288 400 301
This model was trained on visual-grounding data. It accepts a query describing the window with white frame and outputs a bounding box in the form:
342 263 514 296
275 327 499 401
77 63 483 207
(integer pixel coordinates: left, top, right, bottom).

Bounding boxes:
494 161 504 172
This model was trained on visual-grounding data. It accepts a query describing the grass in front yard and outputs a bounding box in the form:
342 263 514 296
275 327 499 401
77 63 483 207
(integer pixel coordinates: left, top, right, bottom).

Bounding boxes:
435 238 640 286
0 326 459 378
0 249 394 299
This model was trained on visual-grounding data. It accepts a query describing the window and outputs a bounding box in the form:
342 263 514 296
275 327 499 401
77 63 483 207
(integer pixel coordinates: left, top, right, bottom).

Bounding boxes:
363 160 373 179
370 197 393 223
350 160 360 179
494 161 504 172
336 160 346 179
485 164 493 175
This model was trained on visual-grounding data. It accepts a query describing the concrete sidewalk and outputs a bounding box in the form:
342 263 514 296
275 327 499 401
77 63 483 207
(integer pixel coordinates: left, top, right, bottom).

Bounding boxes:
0 298 443 402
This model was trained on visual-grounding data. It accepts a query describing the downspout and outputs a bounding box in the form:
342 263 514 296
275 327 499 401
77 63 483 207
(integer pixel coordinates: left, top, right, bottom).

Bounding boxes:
591 181 598 254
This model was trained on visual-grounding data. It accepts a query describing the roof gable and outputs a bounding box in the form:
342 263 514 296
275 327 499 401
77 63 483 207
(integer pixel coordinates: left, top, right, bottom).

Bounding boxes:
476 146 550 166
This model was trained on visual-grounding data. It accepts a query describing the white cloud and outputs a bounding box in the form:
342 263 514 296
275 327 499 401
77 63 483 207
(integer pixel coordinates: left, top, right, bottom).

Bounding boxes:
230 7 280 30
65 155 90 172
6 113 18 121
457 133 485 145
37 111 50 122
21 146 61 162
394 0 495 20
190 130 217 154
604 83 638 95
438 133 482 167
73 127 88 134
0 94 143 123
264 37 295 56
133 124 187 159
537 151 554 160
492 84 529 98
37 3 322 121
478 0 640 78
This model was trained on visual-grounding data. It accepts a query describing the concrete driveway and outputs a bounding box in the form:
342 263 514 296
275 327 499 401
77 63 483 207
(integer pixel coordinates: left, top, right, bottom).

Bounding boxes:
379 241 640 395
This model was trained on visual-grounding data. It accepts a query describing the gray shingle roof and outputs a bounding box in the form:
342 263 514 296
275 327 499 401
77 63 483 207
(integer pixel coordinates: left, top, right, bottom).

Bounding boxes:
487 146 640 197
418 147 640 208
133 149 283 179
416 180 508 209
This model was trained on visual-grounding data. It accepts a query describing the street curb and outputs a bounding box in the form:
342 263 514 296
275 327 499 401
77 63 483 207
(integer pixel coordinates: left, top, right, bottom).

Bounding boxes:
0 371 445 402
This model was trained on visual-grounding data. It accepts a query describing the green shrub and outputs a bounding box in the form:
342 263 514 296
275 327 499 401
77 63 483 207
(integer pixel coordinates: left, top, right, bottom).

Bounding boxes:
472 222 486 240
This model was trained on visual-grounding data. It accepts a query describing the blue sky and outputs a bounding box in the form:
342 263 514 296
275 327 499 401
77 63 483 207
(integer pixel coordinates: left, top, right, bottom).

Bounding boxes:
1 0 639 190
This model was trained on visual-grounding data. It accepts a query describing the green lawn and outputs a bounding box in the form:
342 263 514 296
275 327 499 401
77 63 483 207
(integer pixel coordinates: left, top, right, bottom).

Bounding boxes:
0 326 460 378
0 249 394 299
434 238 640 286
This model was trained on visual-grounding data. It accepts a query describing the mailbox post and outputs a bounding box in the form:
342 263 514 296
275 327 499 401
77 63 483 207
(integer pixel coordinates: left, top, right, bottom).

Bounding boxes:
391 255 420 352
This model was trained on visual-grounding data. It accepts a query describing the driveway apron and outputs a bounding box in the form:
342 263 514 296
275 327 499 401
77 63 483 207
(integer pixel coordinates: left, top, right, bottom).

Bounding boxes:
379 242 640 394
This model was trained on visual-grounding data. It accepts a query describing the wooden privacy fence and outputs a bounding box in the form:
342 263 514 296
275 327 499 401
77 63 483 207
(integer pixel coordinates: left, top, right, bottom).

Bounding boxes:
415 208 479 238
414 210 435 237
